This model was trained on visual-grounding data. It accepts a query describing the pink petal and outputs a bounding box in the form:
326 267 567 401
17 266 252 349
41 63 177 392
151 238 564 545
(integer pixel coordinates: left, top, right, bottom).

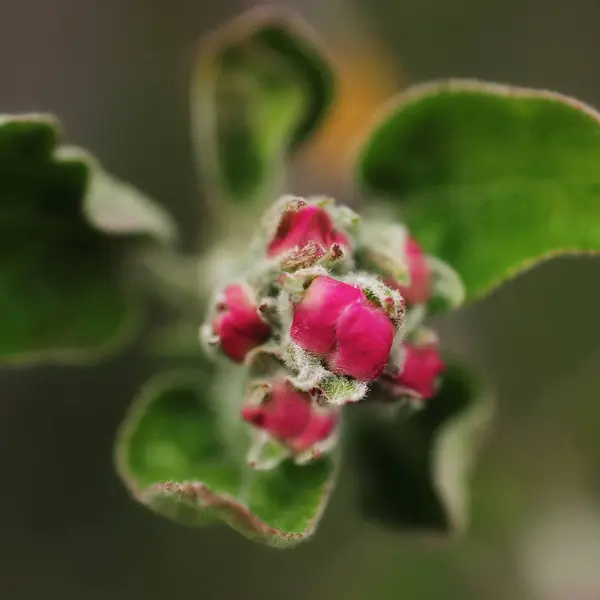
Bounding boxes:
290 413 337 452
241 380 312 441
240 404 265 428
213 284 270 362
291 276 363 355
267 205 349 256
399 237 431 305
329 301 395 381
394 344 444 399
222 283 255 313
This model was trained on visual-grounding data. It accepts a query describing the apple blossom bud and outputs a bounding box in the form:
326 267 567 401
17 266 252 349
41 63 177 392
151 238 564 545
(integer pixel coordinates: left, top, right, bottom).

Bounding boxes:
211 283 270 362
328 300 396 381
388 237 431 305
290 275 363 355
241 379 337 453
384 338 444 400
290 275 398 382
267 203 350 257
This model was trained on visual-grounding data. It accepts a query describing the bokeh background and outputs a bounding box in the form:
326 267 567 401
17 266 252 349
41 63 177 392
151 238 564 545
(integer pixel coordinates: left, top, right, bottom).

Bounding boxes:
2 1 600 598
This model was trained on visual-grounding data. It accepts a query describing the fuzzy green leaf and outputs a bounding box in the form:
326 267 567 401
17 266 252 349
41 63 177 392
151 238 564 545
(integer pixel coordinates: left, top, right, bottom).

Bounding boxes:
0 114 176 364
346 362 492 534
191 7 334 208
116 369 337 548
356 80 600 301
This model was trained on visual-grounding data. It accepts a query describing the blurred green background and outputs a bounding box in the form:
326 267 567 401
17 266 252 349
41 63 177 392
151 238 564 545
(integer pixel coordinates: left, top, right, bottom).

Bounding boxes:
1 1 600 599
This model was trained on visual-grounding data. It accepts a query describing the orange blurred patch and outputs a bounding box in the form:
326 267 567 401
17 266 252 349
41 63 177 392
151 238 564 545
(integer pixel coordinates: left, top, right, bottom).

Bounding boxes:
297 38 403 185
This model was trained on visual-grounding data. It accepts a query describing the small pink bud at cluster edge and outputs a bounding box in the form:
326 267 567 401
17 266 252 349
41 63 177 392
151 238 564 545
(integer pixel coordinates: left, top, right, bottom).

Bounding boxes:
386 236 431 305
384 341 444 401
241 379 337 453
211 283 270 362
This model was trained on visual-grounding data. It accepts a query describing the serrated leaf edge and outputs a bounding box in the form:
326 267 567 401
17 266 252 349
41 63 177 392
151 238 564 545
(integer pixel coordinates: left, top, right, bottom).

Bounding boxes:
115 370 339 549
352 79 600 302
0 114 176 364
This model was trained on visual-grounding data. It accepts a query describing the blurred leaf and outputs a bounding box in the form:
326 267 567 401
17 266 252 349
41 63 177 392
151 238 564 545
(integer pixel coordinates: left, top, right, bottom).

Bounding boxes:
425 256 466 316
0 114 176 364
116 369 338 548
356 80 600 301
346 361 492 534
191 7 334 208
82 161 176 243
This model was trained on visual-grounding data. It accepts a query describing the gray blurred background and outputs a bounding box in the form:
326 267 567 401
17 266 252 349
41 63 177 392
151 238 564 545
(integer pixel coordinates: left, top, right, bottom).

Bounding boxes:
1 1 600 598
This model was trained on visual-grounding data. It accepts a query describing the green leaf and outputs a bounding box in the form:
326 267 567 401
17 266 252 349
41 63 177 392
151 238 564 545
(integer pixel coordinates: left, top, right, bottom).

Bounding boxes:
191 7 334 209
356 80 600 301
0 114 176 364
116 369 338 548
346 361 492 534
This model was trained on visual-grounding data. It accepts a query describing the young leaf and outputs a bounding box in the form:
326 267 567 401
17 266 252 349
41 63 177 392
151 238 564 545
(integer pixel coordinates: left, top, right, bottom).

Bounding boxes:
116 369 338 548
0 114 176 364
356 80 600 301
346 362 492 534
191 7 334 210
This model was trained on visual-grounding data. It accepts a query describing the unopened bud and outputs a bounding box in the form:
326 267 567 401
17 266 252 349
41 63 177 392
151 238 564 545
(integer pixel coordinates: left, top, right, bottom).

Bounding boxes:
208 283 270 362
388 237 431 305
241 378 337 455
267 200 350 258
382 331 444 401
290 275 401 382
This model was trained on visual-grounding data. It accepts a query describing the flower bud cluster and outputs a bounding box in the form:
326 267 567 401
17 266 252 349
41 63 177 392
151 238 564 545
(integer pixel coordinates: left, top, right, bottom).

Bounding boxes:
202 196 464 469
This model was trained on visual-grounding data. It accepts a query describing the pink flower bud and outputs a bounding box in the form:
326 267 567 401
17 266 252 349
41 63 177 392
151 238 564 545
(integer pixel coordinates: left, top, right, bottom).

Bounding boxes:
386 237 431 305
290 275 396 382
267 204 349 257
212 283 270 362
328 300 396 381
291 275 363 355
289 414 336 454
386 342 444 400
241 379 336 452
